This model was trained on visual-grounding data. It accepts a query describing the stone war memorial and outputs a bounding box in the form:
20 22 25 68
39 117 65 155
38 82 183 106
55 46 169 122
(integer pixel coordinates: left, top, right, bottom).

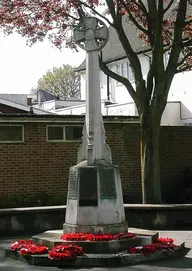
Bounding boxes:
64 16 127 235
6 17 185 267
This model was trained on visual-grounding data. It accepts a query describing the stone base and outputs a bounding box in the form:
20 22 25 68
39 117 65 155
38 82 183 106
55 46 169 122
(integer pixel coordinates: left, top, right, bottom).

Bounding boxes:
63 221 128 234
32 228 139 253
6 242 186 267
32 228 160 254
6 228 186 267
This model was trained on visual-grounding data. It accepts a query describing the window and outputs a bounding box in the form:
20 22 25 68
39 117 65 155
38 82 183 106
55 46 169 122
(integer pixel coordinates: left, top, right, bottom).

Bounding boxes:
47 126 64 141
47 125 83 142
0 125 24 143
65 126 83 141
116 64 121 75
128 63 134 82
116 62 134 83
122 62 127 77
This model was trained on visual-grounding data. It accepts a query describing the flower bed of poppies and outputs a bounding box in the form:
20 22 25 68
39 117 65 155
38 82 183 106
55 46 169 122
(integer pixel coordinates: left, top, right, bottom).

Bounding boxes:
60 232 137 241
127 237 177 255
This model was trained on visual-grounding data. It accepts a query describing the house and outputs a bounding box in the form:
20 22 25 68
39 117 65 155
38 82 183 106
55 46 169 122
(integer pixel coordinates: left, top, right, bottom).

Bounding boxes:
67 12 192 125
76 15 149 103
0 90 69 114
0 96 52 114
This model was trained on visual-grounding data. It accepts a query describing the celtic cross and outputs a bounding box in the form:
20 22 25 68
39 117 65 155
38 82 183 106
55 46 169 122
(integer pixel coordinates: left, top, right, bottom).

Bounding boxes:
74 17 108 52
74 17 111 165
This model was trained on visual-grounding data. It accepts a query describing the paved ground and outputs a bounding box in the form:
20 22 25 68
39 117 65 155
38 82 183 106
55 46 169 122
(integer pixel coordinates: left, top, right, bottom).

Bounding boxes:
0 231 192 270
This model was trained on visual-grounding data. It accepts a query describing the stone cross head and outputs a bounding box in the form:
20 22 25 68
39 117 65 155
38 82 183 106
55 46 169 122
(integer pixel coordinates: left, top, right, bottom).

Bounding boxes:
74 17 108 52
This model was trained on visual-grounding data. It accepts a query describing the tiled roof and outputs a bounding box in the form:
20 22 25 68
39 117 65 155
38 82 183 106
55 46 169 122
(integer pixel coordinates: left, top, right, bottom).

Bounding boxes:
0 94 28 105
0 97 54 115
37 90 59 103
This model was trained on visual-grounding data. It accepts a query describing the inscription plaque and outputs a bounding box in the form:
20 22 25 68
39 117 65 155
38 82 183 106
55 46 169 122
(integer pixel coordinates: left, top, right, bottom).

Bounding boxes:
100 168 117 199
79 167 98 206
68 169 78 200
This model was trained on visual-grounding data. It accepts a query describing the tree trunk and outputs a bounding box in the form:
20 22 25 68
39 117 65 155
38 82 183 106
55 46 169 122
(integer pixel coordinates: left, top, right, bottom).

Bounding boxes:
140 115 162 203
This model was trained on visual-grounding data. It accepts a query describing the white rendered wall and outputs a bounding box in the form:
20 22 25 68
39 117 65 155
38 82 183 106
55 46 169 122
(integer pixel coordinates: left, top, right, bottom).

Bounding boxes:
80 55 150 104
161 102 182 126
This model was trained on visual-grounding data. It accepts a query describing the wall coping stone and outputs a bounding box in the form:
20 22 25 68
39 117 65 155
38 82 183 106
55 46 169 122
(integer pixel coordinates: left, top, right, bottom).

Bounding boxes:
1 204 192 215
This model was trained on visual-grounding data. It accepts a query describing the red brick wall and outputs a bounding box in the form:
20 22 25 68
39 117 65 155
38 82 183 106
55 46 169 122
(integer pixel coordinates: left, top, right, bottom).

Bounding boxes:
0 121 191 205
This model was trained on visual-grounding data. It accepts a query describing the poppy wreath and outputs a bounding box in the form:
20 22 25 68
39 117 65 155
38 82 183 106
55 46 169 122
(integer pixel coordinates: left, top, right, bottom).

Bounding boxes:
10 240 33 251
127 238 177 255
9 240 48 256
60 232 136 241
155 237 174 245
19 244 48 256
48 245 84 260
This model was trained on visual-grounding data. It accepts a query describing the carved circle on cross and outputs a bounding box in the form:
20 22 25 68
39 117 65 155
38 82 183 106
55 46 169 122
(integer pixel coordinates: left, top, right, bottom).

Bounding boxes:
74 17 108 52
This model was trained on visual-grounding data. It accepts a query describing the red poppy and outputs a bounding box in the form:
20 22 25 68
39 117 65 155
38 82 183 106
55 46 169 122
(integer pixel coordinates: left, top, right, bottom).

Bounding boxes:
48 245 84 260
9 240 48 256
155 237 174 244
127 239 178 255
19 244 48 256
10 240 33 251
60 232 136 242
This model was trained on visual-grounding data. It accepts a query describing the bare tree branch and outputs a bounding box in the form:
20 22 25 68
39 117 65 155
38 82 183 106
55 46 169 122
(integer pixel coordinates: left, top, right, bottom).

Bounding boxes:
184 18 192 26
162 0 188 101
176 65 192 73
177 52 192 67
106 0 116 21
79 0 113 27
123 4 149 36
163 0 175 14
149 1 166 108
129 0 148 16
113 15 144 89
166 0 188 75
182 39 192 47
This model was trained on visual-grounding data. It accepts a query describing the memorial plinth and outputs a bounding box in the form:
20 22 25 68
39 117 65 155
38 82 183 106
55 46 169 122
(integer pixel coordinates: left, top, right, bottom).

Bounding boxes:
63 161 127 234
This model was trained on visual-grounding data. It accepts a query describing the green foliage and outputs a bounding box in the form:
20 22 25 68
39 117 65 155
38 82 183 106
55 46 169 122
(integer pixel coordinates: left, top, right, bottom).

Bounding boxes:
34 64 80 98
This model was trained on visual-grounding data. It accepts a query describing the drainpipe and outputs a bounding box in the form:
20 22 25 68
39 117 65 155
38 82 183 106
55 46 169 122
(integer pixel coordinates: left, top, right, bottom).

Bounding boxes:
100 50 110 102
107 75 110 102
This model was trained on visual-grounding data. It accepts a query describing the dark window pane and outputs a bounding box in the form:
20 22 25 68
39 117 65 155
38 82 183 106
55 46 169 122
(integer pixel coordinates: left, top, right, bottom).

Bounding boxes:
0 126 23 141
48 126 63 140
65 126 82 141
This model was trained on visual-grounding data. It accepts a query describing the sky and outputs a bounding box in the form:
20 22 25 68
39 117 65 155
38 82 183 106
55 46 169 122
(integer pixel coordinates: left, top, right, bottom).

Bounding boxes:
0 32 85 94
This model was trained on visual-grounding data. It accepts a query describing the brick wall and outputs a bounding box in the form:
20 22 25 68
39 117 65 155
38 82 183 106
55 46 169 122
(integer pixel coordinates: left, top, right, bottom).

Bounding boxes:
0 119 191 205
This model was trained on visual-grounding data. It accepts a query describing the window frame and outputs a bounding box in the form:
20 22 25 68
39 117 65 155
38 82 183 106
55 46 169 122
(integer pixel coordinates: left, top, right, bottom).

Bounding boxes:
115 61 135 85
46 125 64 142
46 125 83 142
0 124 24 143
127 62 134 82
